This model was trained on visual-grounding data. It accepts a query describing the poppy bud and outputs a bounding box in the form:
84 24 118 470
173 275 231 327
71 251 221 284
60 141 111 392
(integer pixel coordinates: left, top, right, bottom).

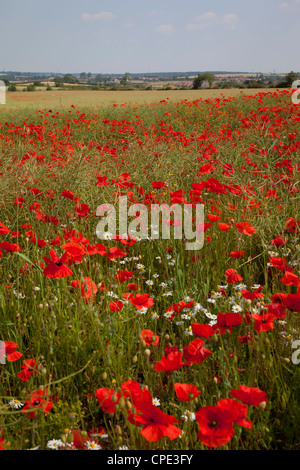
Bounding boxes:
115 425 122 435
101 372 108 380
132 355 138 363
258 401 267 410
144 349 151 357
118 397 126 408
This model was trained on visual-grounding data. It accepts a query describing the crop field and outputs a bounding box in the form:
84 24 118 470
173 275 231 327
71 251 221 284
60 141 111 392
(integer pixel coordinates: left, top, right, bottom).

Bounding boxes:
0 88 299 451
3 87 283 109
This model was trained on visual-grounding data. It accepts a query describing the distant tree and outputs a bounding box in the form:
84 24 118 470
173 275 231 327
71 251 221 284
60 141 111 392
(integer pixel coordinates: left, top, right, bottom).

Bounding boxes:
63 74 76 84
193 72 216 89
8 84 17 91
80 72 87 80
285 71 298 87
54 77 64 87
120 72 130 86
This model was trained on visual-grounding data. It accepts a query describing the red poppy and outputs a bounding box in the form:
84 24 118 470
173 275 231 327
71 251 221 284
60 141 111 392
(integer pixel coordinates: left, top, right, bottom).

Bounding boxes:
241 287 264 300
0 242 21 252
109 300 124 312
151 181 166 189
196 405 235 448
22 389 53 419
280 272 300 287
95 388 121 413
127 282 139 291
0 222 10 235
235 222 256 236
230 250 245 258
3 341 23 362
192 323 215 339
155 350 187 372
75 203 90 217
217 399 252 429
252 313 275 332
17 358 38 382
127 399 182 442
174 383 201 401
43 248 73 278
218 223 230 231
80 277 97 301
230 384 267 407
140 329 159 346
183 338 212 365
62 242 86 264
225 268 243 284
127 292 154 310
115 270 133 283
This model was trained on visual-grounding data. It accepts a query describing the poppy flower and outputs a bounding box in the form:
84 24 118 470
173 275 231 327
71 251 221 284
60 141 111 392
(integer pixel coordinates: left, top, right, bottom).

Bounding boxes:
95 388 121 413
140 329 159 346
127 399 182 442
174 383 201 401
17 359 38 381
229 384 267 407
196 405 235 448
115 270 133 283
241 287 264 300
0 242 21 252
3 341 23 362
109 300 124 312
62 242 86 264
43 249 73 279
151 181 166 190
155 350 187 372
280 272 300 287
225 268 243 284
192 323 215 339
251 313 275 332
80 277 97 302
22 389 53 419
282 292 300 312
217 399 252 429
230 250 245 258
0 222 10 235
75 203 90 217
127 292 154 310
218 223 230 231
235 222 256 236
183 338 212 365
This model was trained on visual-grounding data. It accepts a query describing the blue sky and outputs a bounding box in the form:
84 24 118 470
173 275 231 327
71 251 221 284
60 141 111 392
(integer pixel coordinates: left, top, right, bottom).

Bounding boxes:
0 0 299 73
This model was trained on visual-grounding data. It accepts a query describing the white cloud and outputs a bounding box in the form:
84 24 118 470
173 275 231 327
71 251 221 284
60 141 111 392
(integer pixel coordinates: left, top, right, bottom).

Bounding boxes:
82 12 115 22
155 24 175 35
149 10 165 16
222 13 238 29
187 11 217 31
279 0 300 7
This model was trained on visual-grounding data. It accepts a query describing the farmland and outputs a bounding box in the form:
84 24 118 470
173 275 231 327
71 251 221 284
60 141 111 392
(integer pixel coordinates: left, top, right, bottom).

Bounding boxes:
3 87 285 109
0 87 299 451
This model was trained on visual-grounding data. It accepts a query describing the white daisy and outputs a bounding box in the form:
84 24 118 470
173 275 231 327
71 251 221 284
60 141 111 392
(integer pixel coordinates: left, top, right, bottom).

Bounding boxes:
9 399 24 409
86 440 102 450
47 439 64 450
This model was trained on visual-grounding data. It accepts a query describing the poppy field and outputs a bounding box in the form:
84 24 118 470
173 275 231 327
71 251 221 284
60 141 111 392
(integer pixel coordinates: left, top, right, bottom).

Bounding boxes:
0 88 299 451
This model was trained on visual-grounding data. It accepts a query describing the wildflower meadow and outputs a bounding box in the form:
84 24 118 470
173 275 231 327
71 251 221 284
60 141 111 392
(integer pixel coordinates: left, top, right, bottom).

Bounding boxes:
0 88 299 451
